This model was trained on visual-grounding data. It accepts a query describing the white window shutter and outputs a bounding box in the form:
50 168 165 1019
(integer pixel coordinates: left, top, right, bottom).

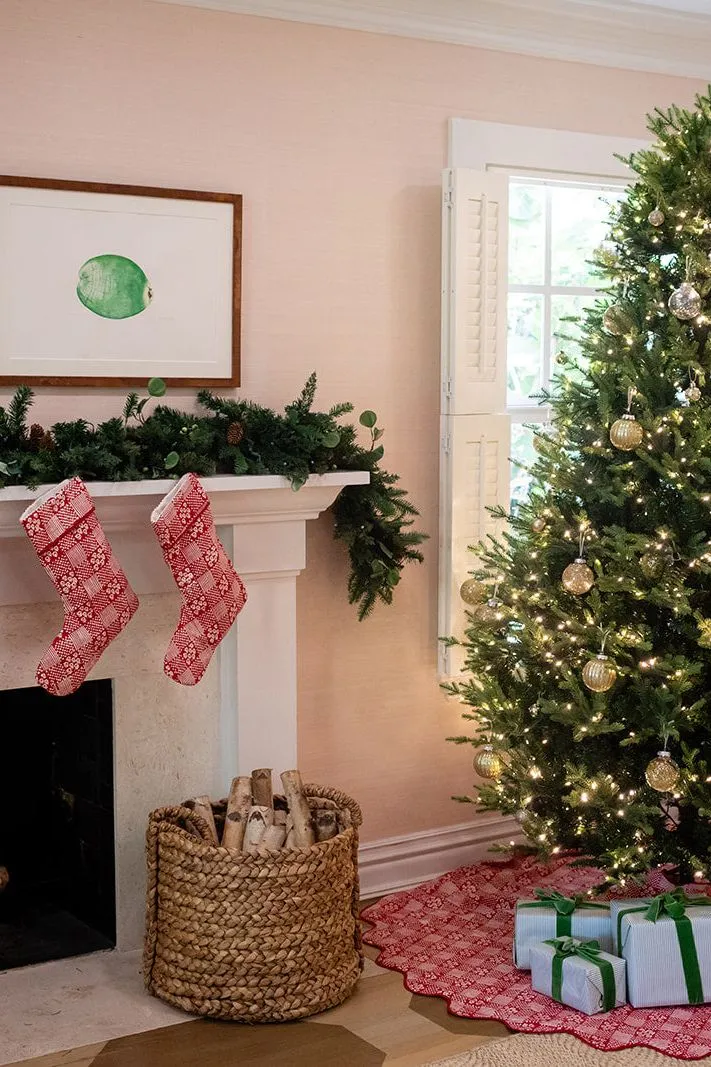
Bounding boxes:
439 167 511 679
438 413 511 679
441 168 509 416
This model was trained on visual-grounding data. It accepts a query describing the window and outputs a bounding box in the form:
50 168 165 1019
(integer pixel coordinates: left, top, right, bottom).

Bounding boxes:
507 178 624 501
438 121 645 677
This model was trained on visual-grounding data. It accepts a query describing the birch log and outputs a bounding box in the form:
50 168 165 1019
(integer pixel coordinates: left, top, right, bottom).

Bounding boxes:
314 809 339 841
281 769 315 847
222 776 252 849
243 805 274 853
260 824 287 852
251 768 273 808
185 795 219 844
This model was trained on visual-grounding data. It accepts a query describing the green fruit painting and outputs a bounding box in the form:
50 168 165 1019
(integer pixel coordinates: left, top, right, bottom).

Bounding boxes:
76 254 152 319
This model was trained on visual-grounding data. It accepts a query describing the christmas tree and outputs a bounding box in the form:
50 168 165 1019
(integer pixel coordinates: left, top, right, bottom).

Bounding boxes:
447 89 711 886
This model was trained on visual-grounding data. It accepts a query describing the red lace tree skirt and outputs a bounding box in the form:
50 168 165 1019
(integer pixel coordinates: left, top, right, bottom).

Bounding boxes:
361 855 711 1060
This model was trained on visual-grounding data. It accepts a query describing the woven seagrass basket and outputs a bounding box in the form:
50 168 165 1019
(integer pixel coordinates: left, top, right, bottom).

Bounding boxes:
143 785 363 1022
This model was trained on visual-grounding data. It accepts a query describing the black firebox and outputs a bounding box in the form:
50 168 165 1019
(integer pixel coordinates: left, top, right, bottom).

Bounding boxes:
0 679 115 970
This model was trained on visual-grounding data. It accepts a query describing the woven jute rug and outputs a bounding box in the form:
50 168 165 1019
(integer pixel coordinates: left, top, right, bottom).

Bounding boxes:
362 855 711 1060
425 1033 711 1066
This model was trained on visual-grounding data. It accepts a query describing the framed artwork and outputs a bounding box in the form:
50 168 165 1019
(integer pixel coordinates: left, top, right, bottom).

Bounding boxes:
0 176 242 387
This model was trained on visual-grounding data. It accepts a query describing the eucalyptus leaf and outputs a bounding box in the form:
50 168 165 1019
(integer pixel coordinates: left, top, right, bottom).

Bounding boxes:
359 410 377 428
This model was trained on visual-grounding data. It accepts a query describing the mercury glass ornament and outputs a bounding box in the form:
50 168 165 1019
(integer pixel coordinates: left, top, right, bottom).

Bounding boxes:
582 654 617 692
648 207 665 227
459 578 486 606
477 597 504 625
562 558 594 595
669 282 702 321
639 549 670 580
532 516 547 533
610 414 644 451
602 304 631 336
645 750 680 793
685 383 702 403
473 744 503 780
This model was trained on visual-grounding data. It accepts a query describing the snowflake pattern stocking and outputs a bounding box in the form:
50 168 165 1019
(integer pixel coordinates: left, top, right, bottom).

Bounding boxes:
151 473 247 686
20 477 139 697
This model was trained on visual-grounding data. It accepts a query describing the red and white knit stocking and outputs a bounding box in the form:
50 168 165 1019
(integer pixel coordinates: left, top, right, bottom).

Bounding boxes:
151 473 247 686
20 477 139 697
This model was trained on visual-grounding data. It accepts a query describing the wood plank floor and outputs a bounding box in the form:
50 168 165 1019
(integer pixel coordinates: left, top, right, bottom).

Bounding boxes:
7 945 511 1067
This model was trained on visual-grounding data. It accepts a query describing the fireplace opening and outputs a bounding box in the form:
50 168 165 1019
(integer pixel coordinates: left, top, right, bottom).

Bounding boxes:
0 679 115 970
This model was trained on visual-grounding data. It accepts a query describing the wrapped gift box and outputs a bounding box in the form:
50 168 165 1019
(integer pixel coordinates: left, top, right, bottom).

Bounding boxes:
514 890 612 969
611 891 711 1007
530 937 626 1015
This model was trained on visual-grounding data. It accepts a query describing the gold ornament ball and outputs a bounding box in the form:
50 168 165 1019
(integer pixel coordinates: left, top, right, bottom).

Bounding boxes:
582 654 617 693
476 597 504 625
648 207 665 227
562 559 595 595
473 745 503 780
602 304 631 337
669 282 702 321
645 750 680 793
685 384 702 404
532 431 554 453
459 578 486 606
639 550 669 581
532 516 547 533
610 414 644 451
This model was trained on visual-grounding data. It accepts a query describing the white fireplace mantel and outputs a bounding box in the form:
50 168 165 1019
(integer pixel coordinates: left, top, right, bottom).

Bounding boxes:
0 471 369 539
0 472 368 856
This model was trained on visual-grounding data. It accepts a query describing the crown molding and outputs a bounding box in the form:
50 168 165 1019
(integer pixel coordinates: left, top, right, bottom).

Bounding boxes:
156 0 711 78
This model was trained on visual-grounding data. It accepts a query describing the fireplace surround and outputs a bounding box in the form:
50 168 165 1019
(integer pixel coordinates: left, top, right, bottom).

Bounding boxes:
0 473 367 951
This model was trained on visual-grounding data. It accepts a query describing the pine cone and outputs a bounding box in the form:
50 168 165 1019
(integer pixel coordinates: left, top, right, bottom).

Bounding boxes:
39 431 56 452
28 423 45 450
226 421 245 447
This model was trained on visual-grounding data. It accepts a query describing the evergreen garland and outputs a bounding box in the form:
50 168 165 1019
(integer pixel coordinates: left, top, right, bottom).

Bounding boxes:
0 375 426 619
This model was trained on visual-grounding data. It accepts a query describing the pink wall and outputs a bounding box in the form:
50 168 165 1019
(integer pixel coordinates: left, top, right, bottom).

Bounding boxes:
1 0 702 840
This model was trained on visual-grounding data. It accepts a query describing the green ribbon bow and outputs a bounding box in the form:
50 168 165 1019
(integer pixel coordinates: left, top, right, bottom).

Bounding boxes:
616 888 710 1006
543 936 617 1012
518 888 610 938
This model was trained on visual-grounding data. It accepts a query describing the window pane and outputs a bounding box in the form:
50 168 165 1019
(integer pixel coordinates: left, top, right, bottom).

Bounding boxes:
550 186 620 287
510 423 537 504
507 293 543 405
551 293 595 383
508 183 545 285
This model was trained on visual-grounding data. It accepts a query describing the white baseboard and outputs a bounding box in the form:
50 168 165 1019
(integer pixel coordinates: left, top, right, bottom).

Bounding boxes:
358 815 520 899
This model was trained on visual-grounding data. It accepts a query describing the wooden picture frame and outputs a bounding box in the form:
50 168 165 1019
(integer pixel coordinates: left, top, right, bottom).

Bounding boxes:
0 175 242 388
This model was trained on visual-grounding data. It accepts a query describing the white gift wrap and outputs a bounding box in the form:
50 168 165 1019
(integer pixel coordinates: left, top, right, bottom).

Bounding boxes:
612 901 711 1008
514 900 613 969
530 940 626 1015
609 899 651 954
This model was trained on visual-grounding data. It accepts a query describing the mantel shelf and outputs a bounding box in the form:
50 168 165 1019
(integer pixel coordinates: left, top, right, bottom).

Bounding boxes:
0 471 369 538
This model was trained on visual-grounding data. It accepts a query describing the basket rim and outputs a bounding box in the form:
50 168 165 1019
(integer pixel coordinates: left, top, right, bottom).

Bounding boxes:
152 809 358 861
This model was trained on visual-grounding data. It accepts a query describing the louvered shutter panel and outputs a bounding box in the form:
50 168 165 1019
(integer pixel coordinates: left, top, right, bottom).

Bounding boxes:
441 168 508 416
438 414 511 678
439 169 511 679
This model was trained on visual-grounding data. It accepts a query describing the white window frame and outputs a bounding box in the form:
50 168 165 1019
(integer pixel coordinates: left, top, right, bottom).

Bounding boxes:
438 120 647 679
